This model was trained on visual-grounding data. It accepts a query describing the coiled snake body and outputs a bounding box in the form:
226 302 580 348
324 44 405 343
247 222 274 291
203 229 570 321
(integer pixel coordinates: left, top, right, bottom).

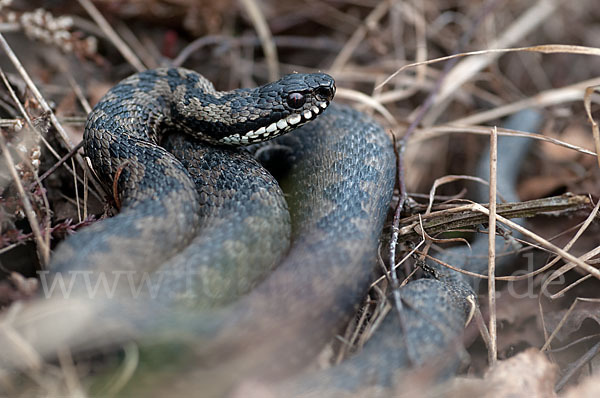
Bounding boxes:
4 67 540 397
39 67 396 393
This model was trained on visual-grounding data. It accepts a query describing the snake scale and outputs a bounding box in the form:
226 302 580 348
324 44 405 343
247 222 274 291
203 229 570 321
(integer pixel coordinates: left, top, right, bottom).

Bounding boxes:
4 67 397 395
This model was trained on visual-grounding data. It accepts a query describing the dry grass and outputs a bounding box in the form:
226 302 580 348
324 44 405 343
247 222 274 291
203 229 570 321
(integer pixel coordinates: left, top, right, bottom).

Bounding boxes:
0 0 600 396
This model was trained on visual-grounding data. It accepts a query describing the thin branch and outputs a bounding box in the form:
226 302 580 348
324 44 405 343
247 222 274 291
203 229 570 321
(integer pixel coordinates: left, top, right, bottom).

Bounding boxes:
399 194 590 243
31 141 84 189
387 134 407 354
76 0 146 72
487 126 498 366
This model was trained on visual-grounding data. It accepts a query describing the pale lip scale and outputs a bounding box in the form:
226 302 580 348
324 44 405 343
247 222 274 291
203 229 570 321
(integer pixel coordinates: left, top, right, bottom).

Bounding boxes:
218 100 329 145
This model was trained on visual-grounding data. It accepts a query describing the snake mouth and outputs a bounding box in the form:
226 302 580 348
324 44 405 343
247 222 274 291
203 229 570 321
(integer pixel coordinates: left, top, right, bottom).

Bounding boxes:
218 99 330 145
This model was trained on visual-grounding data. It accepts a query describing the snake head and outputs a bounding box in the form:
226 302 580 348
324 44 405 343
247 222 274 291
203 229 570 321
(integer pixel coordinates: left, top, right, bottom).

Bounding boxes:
276 72 336 114
218 72 335 145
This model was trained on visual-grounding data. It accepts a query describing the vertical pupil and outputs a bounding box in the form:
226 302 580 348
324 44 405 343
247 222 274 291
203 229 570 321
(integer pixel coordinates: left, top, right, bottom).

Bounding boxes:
287 93 305 108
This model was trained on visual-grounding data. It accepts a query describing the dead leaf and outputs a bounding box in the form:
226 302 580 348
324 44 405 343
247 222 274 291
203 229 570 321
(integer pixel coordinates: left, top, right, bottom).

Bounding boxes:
447 349 558 398
544 301 600 342
561 373 600 398
10 272 38 297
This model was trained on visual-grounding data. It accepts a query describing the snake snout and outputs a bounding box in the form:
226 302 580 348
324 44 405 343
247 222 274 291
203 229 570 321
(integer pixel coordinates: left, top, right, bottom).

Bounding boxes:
312 75 336 103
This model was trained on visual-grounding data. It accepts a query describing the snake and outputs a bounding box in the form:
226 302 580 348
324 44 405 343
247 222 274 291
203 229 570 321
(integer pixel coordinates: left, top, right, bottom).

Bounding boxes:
0 61 548 398
7 67 396 395
0 63 547 397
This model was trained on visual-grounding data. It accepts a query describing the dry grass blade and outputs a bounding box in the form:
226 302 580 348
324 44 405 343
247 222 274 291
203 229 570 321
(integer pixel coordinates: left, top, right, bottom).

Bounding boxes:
64 72 93 115
370 238 425 288
444 76 600 127
419 252 512 281
414 124 598 157
424 174 491 215
547 246 600 300
538 199 600 299
0 66 77 191
77 0 145 72
335 87 398 126
239 0 279 81
466 200 600 287
540 297 600 352
555 340 600 391
34 141 84 188
330 0 391 72
472 204 600 281
99 343 139 396
0 135 49 265
0 71 58 160
116 23 159 69
434 0 559 103
399 1 427 90
583 85 600 168
376 44 600 91
474 304 493 355
0 304 43 370
56 347 84 397
0 32 105 198
420 227 470 247
549 274 593 300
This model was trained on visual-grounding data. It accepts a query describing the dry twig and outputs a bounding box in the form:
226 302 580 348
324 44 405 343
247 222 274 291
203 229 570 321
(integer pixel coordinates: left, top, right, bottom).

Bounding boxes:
487 126 498 366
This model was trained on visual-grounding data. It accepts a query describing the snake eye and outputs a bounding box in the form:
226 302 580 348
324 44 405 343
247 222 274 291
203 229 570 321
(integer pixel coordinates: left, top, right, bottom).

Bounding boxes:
286 92 306 109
